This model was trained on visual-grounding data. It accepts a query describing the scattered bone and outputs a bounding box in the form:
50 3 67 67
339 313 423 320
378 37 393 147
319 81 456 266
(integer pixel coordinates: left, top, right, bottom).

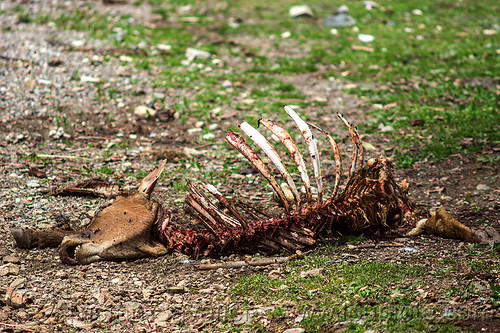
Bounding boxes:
46 179 122 198
407 207 475 242
195 253 303 270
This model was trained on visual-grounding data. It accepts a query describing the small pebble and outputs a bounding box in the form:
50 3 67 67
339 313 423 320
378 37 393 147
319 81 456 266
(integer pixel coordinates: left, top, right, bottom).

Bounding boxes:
185 48 210 60
476 184 490 191
134 105 157 118
380 125 394 133
26 179 40 188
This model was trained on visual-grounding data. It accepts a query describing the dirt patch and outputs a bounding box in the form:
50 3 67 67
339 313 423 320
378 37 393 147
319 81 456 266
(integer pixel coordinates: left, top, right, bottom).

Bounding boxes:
0 1 498 332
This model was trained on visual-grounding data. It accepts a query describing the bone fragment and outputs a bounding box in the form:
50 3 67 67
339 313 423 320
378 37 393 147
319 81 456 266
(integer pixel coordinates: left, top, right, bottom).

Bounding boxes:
407 207 475 242
283 105 323 201
47 179 121 198
239 121 300 205
184 194 223 239
195 253 304 270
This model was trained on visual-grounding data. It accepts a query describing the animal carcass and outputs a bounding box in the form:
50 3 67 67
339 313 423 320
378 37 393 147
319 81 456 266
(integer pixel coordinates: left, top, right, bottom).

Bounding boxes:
11 106 411 264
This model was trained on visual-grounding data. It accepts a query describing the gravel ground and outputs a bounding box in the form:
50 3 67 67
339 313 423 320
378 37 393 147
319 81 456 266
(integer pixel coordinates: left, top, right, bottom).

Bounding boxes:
0 1 499 332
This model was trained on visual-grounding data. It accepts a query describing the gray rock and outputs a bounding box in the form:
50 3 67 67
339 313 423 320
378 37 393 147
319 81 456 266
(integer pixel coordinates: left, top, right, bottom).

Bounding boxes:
323 13 356 27
300 267 324 278
3 255 20 264
0 263 19 276
155 310 173 327
476 184 490 191
234 310 252 325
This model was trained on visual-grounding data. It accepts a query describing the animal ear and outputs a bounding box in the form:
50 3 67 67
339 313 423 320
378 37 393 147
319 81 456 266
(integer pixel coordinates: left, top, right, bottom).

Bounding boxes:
138 160 167 197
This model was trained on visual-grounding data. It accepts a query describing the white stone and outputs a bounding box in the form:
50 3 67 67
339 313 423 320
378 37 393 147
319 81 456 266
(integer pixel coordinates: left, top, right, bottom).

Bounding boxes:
185 48 210 60
337 5 349 13
26 179 40 188
363 1 379 10
283 328 305 333
289 5 312 17
157 44 172 51
119 55 133 62
134 105 157 118
187 128 202 134
80 75 100 83
380 125 394 133
70 40 85 47
358 34 375 43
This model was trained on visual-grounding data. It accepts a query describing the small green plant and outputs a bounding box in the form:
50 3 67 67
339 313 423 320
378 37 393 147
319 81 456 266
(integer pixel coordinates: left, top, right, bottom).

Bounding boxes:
490 282 500 307
97 167 114 175
172 181 188 192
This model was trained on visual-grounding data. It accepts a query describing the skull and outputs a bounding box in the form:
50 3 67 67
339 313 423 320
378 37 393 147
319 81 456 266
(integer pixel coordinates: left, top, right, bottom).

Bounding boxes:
59 161 168 264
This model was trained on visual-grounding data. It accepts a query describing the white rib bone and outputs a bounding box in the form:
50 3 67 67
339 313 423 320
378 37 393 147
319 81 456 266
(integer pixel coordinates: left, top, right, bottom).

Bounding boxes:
283 105 323 201
239 122 300 205
259 118 313 201
226 130 290 211
308 123 343 201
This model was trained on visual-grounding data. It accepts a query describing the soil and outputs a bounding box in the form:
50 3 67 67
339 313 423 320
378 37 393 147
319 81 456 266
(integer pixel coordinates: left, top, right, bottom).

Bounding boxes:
0 1 498 332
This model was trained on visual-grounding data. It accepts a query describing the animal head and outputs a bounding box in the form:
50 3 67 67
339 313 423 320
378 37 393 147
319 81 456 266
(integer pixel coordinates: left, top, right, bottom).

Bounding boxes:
59 161 168 264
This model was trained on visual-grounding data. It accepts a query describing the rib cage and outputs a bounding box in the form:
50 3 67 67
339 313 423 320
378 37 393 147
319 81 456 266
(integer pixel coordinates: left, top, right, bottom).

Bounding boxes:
156 106 411 258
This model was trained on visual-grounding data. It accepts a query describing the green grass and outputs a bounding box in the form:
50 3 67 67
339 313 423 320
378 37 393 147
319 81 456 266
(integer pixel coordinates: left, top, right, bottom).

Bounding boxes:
226 243 499 332
24 0 496 165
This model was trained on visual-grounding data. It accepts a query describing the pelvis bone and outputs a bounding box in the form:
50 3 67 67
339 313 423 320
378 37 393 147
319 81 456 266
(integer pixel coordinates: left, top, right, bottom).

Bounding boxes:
11 106 412 264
